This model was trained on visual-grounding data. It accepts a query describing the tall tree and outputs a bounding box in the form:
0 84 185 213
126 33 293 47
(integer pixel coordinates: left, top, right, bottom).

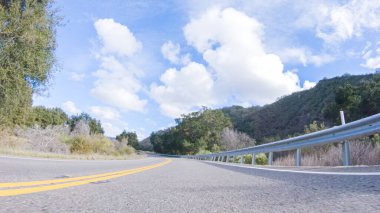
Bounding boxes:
116 130 139 149
0 0 59 126
69 113 104 135
28 106 68 128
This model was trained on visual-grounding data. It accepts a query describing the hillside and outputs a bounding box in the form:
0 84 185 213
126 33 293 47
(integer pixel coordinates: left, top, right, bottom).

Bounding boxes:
221 74 380 144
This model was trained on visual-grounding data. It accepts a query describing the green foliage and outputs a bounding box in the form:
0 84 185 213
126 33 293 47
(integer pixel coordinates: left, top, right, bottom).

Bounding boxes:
116 130 139 149
116 145 135 155
326 75 380 123
304 121 326 134
220 74 380 144
0 0 59 126
27 106 68 128
255 153 268 165
196 149 212 155
150 108 232 154
65 134 116 155
68 113 104 135
67 135 92 154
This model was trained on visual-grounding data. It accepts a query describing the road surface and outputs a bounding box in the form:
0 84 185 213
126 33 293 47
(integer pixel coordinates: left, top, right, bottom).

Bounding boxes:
1 156 379 212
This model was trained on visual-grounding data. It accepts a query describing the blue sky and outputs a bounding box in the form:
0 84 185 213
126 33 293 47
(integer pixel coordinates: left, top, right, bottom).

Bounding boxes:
33 0 380 139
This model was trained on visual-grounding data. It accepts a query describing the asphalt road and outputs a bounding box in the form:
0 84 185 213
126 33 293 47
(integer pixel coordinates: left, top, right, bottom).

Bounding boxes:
1 156 379 212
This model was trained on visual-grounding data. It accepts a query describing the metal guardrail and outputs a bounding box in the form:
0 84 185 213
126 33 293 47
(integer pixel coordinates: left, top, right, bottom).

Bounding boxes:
182 112 380 166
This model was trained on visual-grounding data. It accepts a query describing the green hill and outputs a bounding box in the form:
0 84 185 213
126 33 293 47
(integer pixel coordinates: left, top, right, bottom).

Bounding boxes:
221 74 380 144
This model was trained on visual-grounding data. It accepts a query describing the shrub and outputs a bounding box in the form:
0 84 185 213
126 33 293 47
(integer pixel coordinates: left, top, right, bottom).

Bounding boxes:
197 150 212 155
66 135 116 155
255 153 268 165
273 139 380 166
14 125 70 153
90 134 115 155
67 136 92 154
115 145 136 155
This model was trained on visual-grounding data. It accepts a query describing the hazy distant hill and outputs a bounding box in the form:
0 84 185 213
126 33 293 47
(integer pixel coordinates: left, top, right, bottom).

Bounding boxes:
221 74 380 144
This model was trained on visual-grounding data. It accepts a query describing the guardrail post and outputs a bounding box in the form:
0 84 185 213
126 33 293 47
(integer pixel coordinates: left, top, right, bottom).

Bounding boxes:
340 111 350 166
268 152 273 166
240 155 244 164
252 153 256 166
295 148 301 166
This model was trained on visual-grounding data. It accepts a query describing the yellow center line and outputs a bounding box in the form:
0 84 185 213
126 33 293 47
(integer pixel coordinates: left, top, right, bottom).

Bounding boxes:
0 159 172 197
0 159 170 188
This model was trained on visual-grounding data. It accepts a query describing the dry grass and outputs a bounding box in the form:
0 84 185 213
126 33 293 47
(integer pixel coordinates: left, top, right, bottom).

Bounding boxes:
274 139 380 166
0 126 142 160
0 148 144 160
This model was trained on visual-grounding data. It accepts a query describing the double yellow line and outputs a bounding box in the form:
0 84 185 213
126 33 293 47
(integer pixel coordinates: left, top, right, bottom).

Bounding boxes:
0 158 172 196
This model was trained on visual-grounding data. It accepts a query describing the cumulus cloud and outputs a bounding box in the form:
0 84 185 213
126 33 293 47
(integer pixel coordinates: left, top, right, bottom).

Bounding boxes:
150 62 215 117
62 101 81 115
94 19 142 57
279 48 334 67
92 19 147 112
151 8 318 118
91 56 147 112
161 41 191 65
302 80 317 90
102 122 124 137
90 106 120 121
297 0 380 44
360 42 380 69
184 8 301 105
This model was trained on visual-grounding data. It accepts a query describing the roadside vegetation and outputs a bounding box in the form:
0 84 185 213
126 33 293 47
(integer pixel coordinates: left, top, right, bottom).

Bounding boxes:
0 1 141 160
149 75 380 166
0 112 141 159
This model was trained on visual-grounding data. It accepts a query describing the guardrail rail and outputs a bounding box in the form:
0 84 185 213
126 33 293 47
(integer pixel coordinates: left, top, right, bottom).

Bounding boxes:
181 112 380 166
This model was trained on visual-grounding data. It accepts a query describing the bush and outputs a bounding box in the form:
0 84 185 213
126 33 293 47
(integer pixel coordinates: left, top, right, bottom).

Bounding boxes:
90 134 115 155
255 153 268 165
116 146 136 155
229 154 267 165
14 125 70 153
66 135 116 155
273 139 380 166
66 136 92 154
197 150 212 155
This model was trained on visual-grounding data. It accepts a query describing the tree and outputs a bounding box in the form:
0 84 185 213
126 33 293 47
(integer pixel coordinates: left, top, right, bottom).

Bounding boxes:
116 130 139 149
150 108 232 155
68 113 104 135
28 106 68 128
220 128 255 150
0 0 59 126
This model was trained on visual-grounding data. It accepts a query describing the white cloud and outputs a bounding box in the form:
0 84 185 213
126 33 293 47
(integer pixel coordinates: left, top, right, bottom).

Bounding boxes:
302 80 317 90
70 72 86 81
102 122 123 137
297 0 380 44
94 19 142 57
92 19 147 112
151 8 316 118
362 56 380 69
161 41 180 64
150 62 215 117
90 106 120 121
91 56 147 112
184 8 302 105
279 47 334 67
360 42 380 69
161 40 191 65
62 101 81 115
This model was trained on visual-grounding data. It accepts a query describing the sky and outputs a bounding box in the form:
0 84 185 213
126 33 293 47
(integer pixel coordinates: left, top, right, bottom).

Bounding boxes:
33 0 380 139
